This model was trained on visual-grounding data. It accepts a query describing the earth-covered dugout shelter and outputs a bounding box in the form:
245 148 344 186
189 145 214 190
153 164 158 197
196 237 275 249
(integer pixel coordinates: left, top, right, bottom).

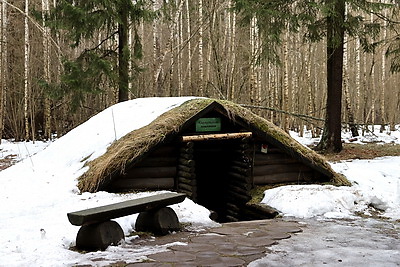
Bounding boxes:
78 98 350 222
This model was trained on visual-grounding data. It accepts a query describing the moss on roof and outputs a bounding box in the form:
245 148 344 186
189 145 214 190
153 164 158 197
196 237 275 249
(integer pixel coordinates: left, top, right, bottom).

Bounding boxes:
78 98 350 193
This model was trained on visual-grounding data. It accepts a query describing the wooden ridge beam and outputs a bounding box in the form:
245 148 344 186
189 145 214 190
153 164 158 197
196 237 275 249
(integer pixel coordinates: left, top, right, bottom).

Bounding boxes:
181 132 252 142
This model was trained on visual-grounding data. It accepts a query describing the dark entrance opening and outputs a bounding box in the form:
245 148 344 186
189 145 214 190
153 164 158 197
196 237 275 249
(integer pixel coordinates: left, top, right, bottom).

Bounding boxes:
178 134 256 223
194 139 242 222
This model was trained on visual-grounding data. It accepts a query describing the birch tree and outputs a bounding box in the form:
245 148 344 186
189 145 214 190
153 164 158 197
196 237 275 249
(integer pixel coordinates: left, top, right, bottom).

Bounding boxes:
185 0 192 94
152 0 162 95
42 0 51 139
343 27 359 137
380 0 388 132
24 0 31 140
198 0 204 95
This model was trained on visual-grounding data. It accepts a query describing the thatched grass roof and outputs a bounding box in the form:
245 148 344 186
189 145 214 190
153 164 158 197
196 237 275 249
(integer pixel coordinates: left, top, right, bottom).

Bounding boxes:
78 98 350 192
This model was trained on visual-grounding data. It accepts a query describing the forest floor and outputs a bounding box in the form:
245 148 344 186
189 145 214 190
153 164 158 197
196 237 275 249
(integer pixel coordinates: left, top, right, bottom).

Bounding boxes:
322 143 400 162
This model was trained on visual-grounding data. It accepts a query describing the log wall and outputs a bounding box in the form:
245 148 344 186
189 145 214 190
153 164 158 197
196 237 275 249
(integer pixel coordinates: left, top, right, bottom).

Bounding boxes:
176 142 197 201
108 144 178 192
253 142 316 185
224 137 252 222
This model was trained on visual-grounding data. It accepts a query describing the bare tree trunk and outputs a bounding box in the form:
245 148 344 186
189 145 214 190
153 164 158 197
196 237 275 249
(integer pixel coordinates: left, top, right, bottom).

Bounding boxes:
380 0 387 133
42 0 51 140
282 29 290 132
343 29 358 137
362 49 368 135
152 0 162 95
206 8 215 97
249 16 258 105
185 0 192 94
0 0 6 142
198 0 204 95
227 0 236 100
306 44 316 137
370 13 376 132
355 37 361 123
24 0 31 140
268 62 276 123
178 0 184 96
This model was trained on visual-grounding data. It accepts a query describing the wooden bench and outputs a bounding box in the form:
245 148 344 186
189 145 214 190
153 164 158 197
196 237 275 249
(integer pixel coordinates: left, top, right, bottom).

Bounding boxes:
67 192 186 251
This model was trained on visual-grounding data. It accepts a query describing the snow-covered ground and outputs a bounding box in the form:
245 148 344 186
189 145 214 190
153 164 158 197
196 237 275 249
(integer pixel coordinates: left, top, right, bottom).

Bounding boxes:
0 97 399 266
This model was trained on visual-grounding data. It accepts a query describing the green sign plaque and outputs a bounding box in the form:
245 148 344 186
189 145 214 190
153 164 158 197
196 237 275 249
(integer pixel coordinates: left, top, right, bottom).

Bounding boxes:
196 117 221 132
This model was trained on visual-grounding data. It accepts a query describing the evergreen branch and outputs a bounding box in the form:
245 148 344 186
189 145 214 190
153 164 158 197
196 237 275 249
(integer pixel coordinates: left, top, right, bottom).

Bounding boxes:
84 30 119 53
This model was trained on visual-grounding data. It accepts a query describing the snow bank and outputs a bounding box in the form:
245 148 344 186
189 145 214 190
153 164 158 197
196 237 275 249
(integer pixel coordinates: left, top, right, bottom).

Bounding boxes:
0 97 219 266
261 128 400 220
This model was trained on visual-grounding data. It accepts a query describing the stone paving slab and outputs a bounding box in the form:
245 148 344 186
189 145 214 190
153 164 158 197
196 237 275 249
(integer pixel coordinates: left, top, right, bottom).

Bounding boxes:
124 219 302 266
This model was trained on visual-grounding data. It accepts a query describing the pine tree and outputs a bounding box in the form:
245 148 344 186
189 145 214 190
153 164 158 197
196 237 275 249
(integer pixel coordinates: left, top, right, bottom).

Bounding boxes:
44 0 152 108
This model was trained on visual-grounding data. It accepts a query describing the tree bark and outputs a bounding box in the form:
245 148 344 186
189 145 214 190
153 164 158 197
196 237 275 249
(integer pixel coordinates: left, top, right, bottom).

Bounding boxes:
42 0 51 140
316 0 345 152
118 2 129 102
198 0 204 95
24 0 30 140
343 16 358 137
0 1 6 142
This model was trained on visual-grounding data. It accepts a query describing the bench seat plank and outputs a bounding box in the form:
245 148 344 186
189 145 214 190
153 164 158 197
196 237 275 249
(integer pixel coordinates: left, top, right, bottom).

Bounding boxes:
67 192 186 226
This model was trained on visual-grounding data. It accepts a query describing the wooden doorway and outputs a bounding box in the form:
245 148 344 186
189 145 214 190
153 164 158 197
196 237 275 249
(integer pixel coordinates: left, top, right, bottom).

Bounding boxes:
177 133 253 222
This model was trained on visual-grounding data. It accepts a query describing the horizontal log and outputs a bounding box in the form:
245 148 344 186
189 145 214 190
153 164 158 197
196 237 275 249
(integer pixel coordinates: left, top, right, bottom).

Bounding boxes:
229 179 251 192
181 141 194 149
125 166 176 178
227 184 249 197
226 190 252 203
226 208 239 218
177 170 195 179
110 178 175 190
150 146 178 156
178 158 195 167
228 172 251 183
180 152 193 160
178 164 194 173
178 182 195 192
245 203 279 219
253 171 313 185
226 215 239 222
254 153 298 165
177 189 196 200
232 160 251 169
135 157 177 167
181 132 252 142
177 187 192 195
178 176 197 186
180 146 194 154
226 202 240 212
230 165 251 176
253 163 312 176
